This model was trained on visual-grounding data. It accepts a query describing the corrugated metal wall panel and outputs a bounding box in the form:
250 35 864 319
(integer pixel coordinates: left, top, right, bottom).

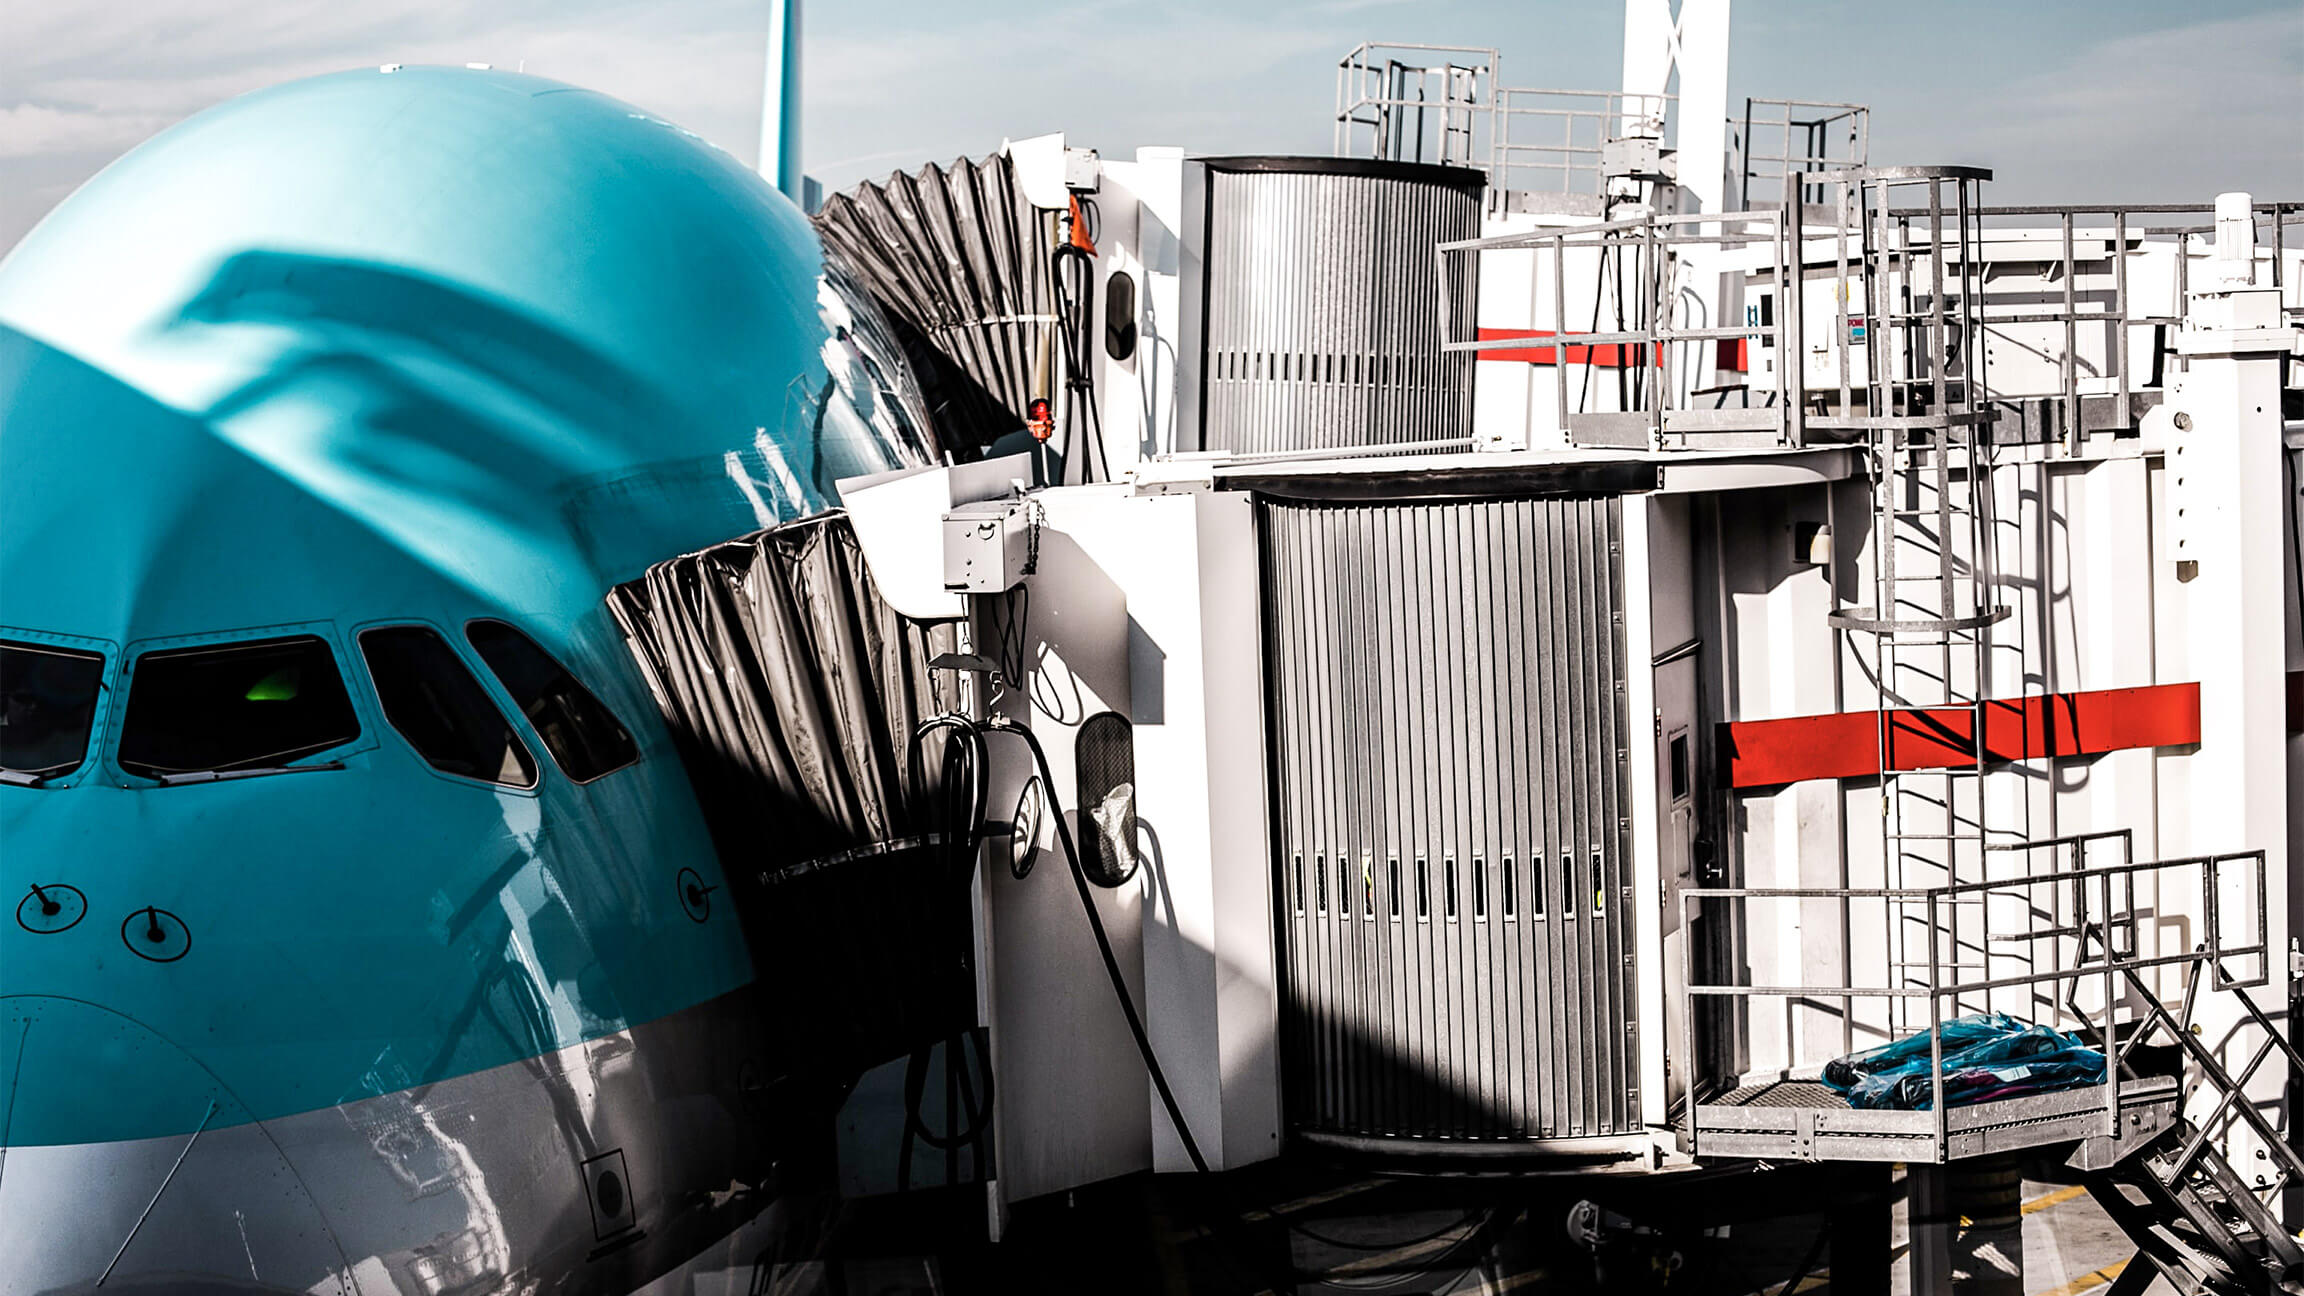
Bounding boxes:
1261 495 1639 1144
1201 161 1478 455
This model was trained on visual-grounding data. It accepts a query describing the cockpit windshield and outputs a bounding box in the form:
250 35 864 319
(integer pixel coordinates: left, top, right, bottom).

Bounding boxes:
0 640 106 781
118 635 360 780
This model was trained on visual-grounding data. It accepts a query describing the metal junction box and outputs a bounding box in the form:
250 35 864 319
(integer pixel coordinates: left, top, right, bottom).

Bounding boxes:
942 500 1030 593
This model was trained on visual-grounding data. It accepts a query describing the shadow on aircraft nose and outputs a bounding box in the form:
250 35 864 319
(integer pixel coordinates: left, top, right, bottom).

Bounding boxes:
0 996 349 1294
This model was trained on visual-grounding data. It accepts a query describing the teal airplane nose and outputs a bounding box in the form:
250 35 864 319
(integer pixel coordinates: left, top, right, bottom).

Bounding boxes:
0 996 350 1292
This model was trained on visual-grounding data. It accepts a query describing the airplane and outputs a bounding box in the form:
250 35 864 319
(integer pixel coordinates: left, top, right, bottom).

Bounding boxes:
0 49 946 1294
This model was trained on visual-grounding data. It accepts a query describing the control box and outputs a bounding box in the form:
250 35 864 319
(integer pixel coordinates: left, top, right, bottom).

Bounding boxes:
943 501 1031 593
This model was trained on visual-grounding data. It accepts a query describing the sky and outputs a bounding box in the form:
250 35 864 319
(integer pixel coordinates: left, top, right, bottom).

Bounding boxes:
3 0 2299 250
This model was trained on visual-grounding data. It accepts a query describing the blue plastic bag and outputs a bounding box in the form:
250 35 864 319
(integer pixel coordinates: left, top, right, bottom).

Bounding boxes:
1822 1012 2106 1112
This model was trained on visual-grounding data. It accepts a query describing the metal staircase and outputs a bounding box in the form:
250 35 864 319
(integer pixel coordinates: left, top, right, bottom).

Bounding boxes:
2076 930 2304 1295
2095 1123 2304 1295
1432 159 2299 1284
1670 167 2302 1291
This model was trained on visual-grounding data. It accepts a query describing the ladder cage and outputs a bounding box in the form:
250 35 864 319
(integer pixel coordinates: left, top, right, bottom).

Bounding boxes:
1736 98 1869 212
1333 43 1498 171
1334 41 1679 197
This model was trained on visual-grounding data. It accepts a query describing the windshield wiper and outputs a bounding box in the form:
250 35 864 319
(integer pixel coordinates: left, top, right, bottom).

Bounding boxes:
153 761 347 786
0 768 67 788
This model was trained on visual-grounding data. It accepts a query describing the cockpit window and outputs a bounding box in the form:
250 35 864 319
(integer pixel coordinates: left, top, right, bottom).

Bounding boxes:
360 626 538 788
118 635 360 780
0 641 106 781
464 621 637 783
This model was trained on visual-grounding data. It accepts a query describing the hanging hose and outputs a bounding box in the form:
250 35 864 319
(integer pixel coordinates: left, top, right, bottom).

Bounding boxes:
896 715 996 1191
920 708 1517 1292
979 713 1212 1174
1052 195 1109 485
897 708 1217 1193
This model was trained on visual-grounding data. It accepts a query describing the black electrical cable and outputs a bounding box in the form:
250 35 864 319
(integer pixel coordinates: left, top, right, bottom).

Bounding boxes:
1762 1212 1832 1296
980 714 1212 1175
896 715 997 1193
1280 1207 1492 1254
925 706 1508 1291
908 714 989 851
989 584 1031 690
1052 240 1109 485
973 714 1310 1294
1577 240 1609 416
1611 236 1630 412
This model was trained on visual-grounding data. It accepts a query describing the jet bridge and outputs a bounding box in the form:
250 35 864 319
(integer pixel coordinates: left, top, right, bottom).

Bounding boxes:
625 12 2304 1282
814 111 2302 1287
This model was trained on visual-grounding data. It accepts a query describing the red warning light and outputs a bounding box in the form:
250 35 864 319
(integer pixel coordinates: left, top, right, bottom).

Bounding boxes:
1028 397 1054 441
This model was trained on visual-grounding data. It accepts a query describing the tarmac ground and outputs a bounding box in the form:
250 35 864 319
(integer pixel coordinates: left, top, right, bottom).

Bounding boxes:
673 1144 2211 1294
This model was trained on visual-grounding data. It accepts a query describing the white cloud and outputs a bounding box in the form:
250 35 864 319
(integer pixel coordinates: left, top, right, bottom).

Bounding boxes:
1869 9 2303 203
3 1 2295 248
0 0 776 248
0 102 175 159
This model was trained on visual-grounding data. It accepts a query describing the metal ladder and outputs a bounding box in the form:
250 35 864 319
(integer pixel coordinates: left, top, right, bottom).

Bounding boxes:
1823 167 2007 1035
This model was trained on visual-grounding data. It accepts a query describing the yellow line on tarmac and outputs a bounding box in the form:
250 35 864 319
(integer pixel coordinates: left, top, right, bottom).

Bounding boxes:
2032 1257 2129 1296
1241 1177 1386 1221
1317 1223 1482 1279
2021 1183 2091 1216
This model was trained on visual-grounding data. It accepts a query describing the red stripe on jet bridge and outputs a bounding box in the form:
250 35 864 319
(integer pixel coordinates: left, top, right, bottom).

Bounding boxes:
1474 327 1649 367
1718 682 2202 790
1472 328 1750 373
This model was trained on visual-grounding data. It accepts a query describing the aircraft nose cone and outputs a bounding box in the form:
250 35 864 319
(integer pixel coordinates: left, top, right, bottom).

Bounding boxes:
0 996 348 1294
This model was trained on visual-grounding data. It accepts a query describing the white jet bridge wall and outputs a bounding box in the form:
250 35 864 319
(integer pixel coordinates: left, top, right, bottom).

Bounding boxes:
1689 428 2296 1171
973 482 1280 1210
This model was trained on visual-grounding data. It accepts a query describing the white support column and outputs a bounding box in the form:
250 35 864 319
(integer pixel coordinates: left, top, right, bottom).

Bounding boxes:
2167 192 2296 1173
1620 0 1733 398
1623 500 1668 1138
1619 0 1730 205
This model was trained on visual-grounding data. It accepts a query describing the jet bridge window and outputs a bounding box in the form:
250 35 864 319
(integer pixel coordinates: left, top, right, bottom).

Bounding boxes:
118 635 360 780
1 640 106 782
464 621 637 783
360 626 538 788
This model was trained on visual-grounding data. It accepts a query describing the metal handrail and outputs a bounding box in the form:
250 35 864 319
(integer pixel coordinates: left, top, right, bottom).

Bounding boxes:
1334 43 1691 196
1677 848 2271 1163
1433 179 2304 455
1738 98 1869 211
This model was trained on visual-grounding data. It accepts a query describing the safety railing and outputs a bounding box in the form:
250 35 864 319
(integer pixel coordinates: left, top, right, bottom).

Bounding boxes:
1677 846 2272 1163
1493 87 1672 196
1891 201 2304 451
1333 42 1497 170
1436 174 2304 455
1736 98 1867 210
1435 200 1810 450
1334 43 1673 197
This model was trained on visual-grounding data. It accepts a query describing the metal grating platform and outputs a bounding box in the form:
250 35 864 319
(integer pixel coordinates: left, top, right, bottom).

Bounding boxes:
1692 1076 2181 1165
1709 1080 1847 1110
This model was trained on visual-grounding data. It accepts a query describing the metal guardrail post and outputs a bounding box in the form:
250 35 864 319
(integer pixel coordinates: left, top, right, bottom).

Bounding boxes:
1929 888 1947 1159
2060 211 2079 452
2114 210 2130 426
1553 233 1570 436
1647 215 1664 449
2098 863 2119 1139
1786 171 1807 447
